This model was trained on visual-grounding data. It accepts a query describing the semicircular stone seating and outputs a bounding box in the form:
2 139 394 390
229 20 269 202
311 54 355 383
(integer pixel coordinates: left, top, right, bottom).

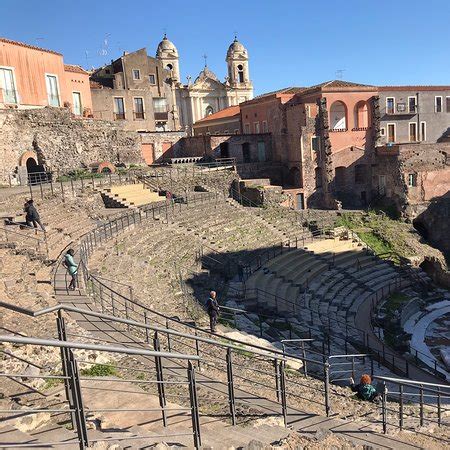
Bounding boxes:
244 234 413 355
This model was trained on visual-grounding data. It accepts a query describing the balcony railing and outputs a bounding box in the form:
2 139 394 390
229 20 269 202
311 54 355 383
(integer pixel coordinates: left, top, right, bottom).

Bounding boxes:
329 128 348 132
352 127 370 131
134 111 145 120
114 112 126 120
154 111 168 121
386 104 417 115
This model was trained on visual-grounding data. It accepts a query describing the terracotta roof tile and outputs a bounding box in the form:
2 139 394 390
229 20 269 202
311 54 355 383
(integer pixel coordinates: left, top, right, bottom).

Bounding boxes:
64 64 88 75
194 105 240 124
0 37 62 56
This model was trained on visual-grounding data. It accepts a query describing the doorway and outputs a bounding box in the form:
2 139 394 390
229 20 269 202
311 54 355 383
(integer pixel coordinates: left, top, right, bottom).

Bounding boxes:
242 143 251 163
219 142 229 159
296 193 305 210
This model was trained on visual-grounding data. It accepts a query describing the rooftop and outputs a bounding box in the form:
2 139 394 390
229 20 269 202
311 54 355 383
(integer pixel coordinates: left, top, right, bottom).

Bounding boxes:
0 37 62 56
379 85 450 91
64 64 88 75
194 105 240 125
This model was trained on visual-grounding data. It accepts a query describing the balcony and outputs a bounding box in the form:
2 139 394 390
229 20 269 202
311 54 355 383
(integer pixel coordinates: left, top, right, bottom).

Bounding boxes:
329 128 348 132
114 112 126 120
154 111 168 121
386 103 417 116
134 111 145 120
352 127 370 131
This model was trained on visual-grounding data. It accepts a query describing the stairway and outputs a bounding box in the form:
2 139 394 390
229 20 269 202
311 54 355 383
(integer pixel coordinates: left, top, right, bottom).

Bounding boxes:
100 183 163 208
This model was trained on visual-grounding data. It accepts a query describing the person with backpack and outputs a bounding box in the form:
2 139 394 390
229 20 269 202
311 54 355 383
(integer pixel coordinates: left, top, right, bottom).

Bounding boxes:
63 249 78 290
206 291 220 333
350 374 379 402
24 199 46 232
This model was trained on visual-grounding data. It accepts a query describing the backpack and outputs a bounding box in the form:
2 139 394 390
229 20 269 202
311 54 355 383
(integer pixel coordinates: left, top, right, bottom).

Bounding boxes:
360 383 376 401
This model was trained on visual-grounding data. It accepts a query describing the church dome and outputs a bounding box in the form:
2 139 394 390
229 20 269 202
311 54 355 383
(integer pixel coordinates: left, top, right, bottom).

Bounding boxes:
227 37 247 59
156 34 178 58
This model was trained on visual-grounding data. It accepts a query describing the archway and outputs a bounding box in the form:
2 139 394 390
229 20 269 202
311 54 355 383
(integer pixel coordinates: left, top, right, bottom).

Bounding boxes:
330 101 347 130
20 151 46 184
354 101 368 128
97 161 116 174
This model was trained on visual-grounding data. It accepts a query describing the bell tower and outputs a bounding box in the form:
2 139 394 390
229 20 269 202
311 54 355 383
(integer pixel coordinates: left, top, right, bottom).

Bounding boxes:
226 36 251 88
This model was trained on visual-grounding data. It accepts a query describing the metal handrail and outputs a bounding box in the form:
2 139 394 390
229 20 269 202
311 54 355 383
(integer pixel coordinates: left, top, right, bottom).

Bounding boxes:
0 334 199 360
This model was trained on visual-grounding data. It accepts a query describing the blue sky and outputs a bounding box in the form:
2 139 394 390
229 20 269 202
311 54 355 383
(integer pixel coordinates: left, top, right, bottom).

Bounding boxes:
3 0 450 95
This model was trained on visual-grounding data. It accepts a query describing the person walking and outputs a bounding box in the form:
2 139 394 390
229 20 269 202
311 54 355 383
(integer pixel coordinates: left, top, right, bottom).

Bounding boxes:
64 249 78 290
24 199 46 232
206 290 220 333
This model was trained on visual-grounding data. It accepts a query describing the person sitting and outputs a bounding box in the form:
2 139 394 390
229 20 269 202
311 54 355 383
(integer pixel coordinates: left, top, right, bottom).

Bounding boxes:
350 374 379 402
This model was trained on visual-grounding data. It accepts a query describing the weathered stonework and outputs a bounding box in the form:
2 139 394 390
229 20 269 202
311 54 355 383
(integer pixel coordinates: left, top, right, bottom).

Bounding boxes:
0 108 143 184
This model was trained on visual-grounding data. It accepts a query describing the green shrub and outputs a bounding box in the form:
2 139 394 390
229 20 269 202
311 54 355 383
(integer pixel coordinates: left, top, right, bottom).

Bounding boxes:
80 363 117 377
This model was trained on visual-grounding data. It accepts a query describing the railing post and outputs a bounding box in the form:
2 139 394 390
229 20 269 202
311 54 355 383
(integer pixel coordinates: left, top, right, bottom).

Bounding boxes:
324 360 331 417
56 312 76 429
153 331 167 427
188 361 202 449
279 360 288 427
226 349 237 425
144 312 149 343
419 384 424 427
381 382 388 434
274 358 280 402
67 349 89 449
399 384 403 430
437 387 442 427
194 329 201 369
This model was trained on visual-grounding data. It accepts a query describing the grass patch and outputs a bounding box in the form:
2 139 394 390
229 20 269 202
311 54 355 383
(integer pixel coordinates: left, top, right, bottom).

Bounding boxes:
384 292 410 316
80 363 117 377
42 376 63 390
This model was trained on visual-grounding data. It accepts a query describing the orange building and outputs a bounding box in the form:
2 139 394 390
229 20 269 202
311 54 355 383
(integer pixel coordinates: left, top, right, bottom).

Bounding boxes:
0 37 92 115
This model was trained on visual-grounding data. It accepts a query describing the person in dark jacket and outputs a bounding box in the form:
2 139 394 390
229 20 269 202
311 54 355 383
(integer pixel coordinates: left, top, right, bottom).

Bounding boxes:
24 199 46 232
206 291 220 332
350 374 379 402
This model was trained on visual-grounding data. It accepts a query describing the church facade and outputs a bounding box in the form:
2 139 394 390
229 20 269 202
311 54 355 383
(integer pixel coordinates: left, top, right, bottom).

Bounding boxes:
156 35 253 131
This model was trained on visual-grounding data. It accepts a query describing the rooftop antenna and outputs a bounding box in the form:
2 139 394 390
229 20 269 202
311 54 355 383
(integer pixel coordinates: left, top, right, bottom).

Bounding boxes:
335 69 346 80
85 50 90 66
203 53 208 68
98 33 110 56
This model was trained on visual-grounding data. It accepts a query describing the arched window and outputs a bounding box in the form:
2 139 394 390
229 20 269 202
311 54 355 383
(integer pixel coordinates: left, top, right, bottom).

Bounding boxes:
354 164 367 184
354 101 368 129
237 64 244 83
330 101 347 130
205 106 214 116
166 63 173 71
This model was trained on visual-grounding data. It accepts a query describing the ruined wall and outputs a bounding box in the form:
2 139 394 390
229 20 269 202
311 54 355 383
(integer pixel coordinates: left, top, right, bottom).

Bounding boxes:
0 107 143 183
140 131 186 161
373 143 450 215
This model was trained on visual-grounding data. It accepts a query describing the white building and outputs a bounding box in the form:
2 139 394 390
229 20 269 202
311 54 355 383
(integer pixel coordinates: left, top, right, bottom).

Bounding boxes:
156 35 253 131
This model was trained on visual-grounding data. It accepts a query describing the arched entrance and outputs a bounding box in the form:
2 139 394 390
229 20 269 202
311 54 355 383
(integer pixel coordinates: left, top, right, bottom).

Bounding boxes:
242 143 251 163
19 151 47 184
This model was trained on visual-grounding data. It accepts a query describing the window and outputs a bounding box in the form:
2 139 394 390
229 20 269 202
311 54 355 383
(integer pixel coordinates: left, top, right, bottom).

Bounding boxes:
45 74 60 107
354 164 366 184
72 92 82 116
113 97 125 120
133 97 145 119
330 101 347 130
262 121 268 132
311 136 320 151
408 96 417 113
380 127 386 136
166 63 173 71
408 173 417 187
257 141 266 162
446 96 450 113
254 122 260 133
132 69 141 80
0 67 17 103
244 123 250 133
420 121 426 141
387 123 396 143
335 166 346 188
149 74 156 84
205 106 214 116
409 122 417 142
237 64 244 83
435 96 443 112
153 97 167 113
386 97 395 114
306 105 311 118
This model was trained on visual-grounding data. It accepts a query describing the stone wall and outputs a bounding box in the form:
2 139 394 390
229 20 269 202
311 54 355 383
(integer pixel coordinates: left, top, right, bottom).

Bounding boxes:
0 107 143 184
